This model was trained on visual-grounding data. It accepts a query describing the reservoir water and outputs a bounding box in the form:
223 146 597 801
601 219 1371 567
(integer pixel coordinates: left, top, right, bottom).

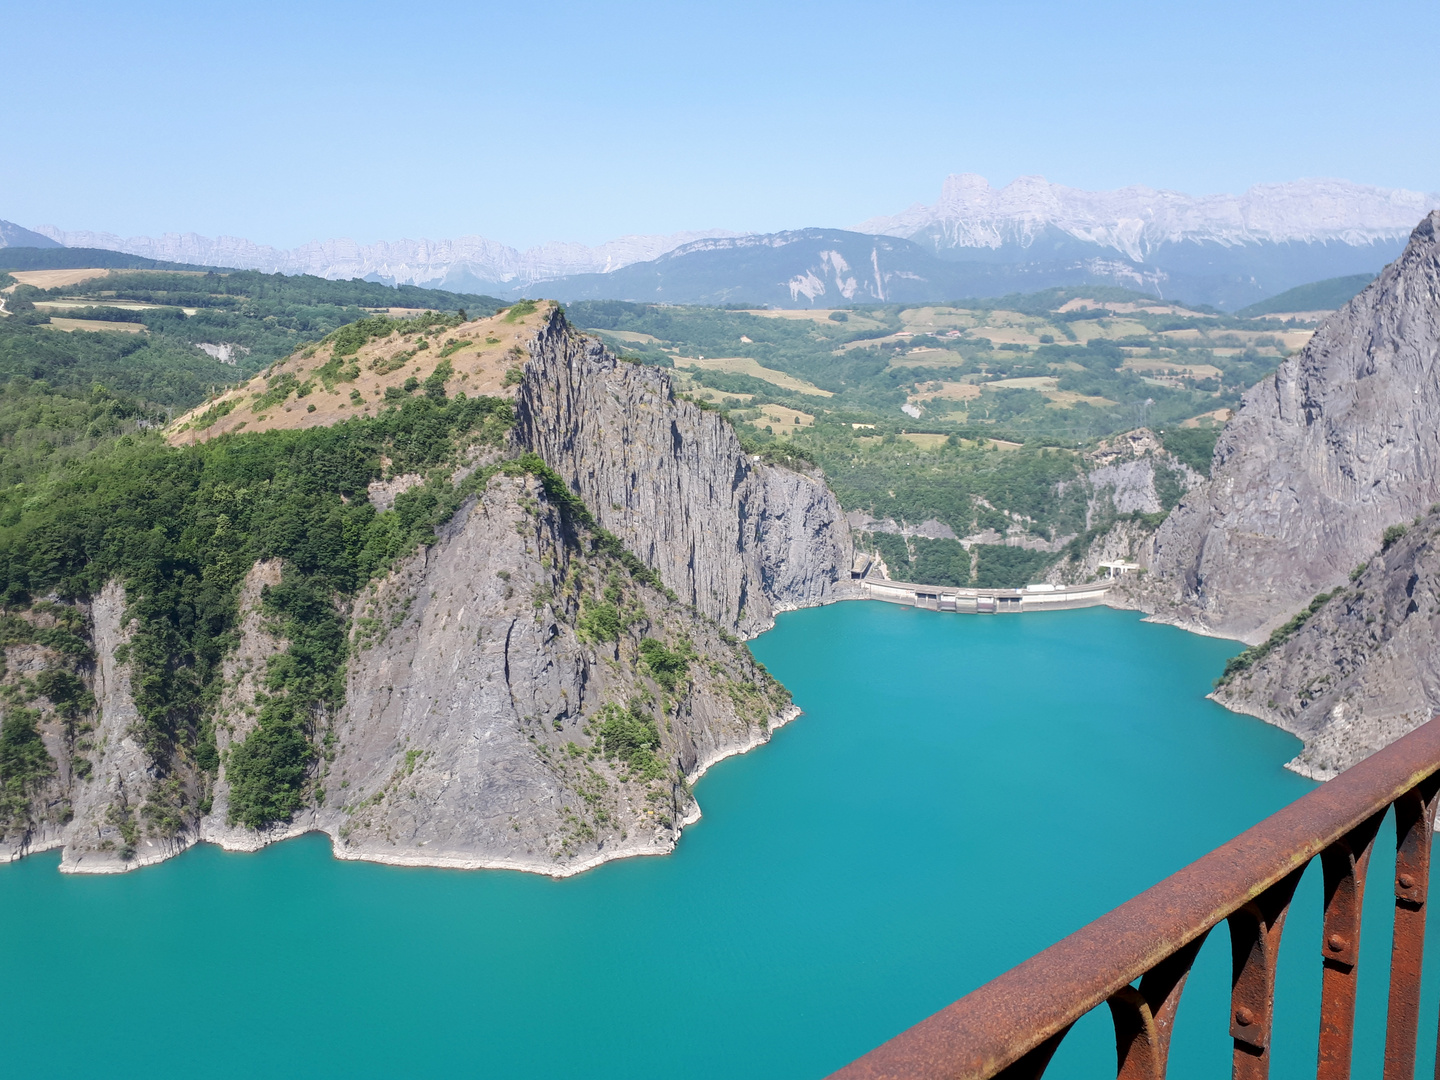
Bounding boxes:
6 603 1440 1079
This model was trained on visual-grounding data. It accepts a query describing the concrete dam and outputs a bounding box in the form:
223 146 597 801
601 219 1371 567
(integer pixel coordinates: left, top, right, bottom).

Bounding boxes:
859 576 1111 614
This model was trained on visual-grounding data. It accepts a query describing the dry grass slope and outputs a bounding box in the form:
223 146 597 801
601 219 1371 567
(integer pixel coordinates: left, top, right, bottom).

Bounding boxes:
168 302 556 445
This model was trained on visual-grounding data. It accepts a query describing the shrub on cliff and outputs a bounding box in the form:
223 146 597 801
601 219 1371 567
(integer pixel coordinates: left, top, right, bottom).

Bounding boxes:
597 700 664 781
639 637 692 694
578 602 621 643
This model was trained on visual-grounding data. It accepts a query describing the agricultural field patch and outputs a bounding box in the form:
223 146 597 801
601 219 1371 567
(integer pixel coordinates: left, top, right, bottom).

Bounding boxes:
989 376 1058 390
1057 297 1211 317
5 268 115 290
45 317 147 334
899 432 949 449
742 308 889 331
682 356 833 397
1180 407 1234 428
1122 360 1223 379
897 306 981 331
750 403 815 436
1044 390 1118 409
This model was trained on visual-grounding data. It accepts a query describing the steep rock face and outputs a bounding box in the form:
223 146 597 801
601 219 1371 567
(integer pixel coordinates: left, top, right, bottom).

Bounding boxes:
1037 429 1201 585
57 583 179 872
197 560 287 852
0 583 198 873
27 473 795 875
513 308 856 636
1083 429 1202 528
253 471 791 873
9 306 849 876
1214 510 1440 778
1140 212 1440 643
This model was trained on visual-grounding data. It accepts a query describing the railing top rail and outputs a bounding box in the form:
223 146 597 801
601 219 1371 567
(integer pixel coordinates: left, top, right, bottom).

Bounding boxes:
830 717 1440 1080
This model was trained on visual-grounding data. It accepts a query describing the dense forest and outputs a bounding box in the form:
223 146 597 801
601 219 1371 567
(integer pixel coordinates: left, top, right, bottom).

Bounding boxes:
0 383 514 831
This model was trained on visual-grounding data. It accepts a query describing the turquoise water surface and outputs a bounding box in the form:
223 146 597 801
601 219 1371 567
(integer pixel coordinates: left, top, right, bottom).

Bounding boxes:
5 603 1438 1079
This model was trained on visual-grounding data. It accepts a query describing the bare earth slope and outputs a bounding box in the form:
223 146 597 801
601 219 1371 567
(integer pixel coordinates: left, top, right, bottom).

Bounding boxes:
1133 211 1440 643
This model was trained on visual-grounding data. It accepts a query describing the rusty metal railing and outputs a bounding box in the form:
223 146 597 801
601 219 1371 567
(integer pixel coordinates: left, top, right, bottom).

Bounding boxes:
832 717 1440 1080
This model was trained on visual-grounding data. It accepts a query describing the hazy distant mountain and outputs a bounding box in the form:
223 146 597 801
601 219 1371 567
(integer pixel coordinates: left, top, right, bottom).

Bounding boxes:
28 225 738 291
856 174 1438 256
19 175 1440 308
0 220 61 248
537 229 1172 307
536 177 1436 309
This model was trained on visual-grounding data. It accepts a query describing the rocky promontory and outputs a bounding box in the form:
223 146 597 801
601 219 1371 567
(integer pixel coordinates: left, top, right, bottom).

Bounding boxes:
0 304 852 874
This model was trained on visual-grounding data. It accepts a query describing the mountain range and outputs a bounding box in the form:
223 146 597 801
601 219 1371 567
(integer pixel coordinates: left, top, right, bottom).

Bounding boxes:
10 175 1439 309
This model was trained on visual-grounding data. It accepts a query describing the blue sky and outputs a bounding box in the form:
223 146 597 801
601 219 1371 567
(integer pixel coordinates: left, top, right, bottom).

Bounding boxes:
4 0 1437 249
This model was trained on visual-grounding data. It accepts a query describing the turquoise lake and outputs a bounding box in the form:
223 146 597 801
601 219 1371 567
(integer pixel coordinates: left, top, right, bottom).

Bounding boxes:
6 602 1440 1079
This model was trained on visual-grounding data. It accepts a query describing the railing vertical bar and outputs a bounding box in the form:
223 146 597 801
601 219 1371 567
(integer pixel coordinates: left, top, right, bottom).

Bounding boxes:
1108 932 1209 1080
1317 812 1386 1080
1382 777 1440 1080
1230 867 1306 1080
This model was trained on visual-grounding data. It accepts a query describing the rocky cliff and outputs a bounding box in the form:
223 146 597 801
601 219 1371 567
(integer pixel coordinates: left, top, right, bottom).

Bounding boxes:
1036 428 1203 584
513 307 856 636
3 469 799 875
226 470 794 873
1129 211 1440 643
1214 507 1440 779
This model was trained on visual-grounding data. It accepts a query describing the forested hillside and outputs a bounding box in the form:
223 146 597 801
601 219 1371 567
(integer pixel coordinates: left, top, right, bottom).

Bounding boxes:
0 300 807 875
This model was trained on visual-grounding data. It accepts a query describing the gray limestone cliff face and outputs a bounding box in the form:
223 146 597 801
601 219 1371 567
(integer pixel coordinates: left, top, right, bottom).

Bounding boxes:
42 473 796 875
0 583 200 872
197 560 287 852
1214 510 1440 778
7 308 853 876
512 309 855 636
298 471 792 872
1038 429 1202 586
1139 212 1440 643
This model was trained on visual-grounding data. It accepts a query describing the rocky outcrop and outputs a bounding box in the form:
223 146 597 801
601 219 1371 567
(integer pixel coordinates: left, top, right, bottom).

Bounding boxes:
1214 509 1440 778
1135 212 1440 643
196 560 287 852
198 472 791 873
1032 429 1201 586
11 471 797 876
1046 518 1159 587
56 583 181 872
0 583 198 872
513 308 856 636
